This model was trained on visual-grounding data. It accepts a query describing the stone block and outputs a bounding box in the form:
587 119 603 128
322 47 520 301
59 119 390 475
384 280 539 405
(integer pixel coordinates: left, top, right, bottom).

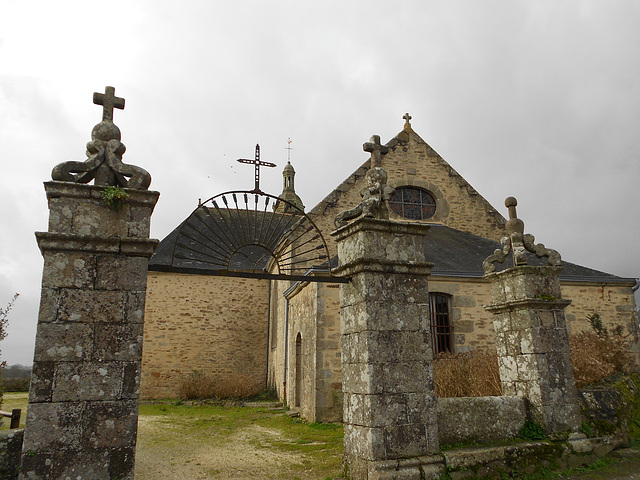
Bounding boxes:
41 251 96 288
128 205 153 237
33 323 93 362
381 362 431 394
342 331 431 364
437 396 526 445
58 289 126 323
28 361 55 403
341 273 430 307
37 287 60 323
47 447 136 480
82 400 138 449
383 423 429 459
72 200 129 237
341 302 428 334
125 291 147 323
343 424 385 461
93 323 143 361
121 361 142 398
21 402 84 451
52 362 124 402
95 255 148 291
342 363 382 395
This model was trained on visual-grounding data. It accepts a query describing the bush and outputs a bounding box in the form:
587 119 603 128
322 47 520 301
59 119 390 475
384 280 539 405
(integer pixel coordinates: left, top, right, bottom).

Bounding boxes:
178 371 265 400
433 352 502 398
2 377 30 392
570 331 636 388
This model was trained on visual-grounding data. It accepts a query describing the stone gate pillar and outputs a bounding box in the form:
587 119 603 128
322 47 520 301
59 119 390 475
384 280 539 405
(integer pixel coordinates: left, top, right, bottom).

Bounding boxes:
483 198 581 435
20 87 158 479
332 217 442 480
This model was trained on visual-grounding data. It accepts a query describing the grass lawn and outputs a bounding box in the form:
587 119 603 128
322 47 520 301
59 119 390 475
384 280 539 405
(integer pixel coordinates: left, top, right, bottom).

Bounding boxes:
135 402 344 479
1 391 28 429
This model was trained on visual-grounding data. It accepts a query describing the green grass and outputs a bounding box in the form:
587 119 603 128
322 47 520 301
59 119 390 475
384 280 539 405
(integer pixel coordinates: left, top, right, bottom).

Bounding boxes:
137 402 344 478
0 391 28 429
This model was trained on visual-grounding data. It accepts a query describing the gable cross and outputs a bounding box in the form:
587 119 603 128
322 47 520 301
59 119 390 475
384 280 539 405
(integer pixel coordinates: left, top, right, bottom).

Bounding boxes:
363 135 389 168
93 86 125 122
237 144 277 193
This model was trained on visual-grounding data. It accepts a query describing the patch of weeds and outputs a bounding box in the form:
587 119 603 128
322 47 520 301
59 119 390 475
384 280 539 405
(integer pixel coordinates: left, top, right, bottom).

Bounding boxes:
102 186 129 211
535 294 557 302
579 420 594 437
518 421 546 441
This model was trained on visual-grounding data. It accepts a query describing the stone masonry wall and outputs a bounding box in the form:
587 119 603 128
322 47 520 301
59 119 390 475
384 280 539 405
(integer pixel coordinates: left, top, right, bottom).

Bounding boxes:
287 282 318 420
286 281 342 422
430 278 638 361
141 272 269 399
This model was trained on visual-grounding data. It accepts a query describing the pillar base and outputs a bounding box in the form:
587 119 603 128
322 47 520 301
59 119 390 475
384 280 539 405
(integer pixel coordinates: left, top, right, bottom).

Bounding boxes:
346 455 445 480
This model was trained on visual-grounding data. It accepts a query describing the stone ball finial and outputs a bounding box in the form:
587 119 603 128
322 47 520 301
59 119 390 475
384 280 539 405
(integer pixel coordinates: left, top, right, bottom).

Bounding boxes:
505 196 524 236
91 120 122 142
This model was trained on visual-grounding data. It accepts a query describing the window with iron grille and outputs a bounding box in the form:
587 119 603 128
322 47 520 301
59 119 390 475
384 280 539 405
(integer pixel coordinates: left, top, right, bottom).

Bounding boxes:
429 293 453 354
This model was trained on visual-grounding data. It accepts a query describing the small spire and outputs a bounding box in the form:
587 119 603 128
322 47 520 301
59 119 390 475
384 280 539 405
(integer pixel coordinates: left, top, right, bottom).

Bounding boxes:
403 112 412 131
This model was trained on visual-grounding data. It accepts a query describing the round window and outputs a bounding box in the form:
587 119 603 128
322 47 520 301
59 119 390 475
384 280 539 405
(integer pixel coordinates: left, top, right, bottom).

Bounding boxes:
388 186 436 220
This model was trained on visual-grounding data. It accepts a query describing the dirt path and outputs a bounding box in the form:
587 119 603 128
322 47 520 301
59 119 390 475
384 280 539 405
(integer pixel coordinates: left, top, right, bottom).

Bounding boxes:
134 416 319 480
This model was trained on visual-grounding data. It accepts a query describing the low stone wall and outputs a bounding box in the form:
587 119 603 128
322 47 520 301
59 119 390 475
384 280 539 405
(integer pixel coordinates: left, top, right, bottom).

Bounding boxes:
437 396 526 445
0 429 23 480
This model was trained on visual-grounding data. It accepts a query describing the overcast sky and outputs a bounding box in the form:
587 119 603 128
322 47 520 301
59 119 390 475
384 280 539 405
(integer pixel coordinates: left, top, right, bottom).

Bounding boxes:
1 1 639 365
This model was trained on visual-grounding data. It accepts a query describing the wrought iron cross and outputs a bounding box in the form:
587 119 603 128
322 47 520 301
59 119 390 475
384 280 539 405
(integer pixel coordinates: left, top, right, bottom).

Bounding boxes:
363 135 389 168
93 86 125 122
237 144 276 193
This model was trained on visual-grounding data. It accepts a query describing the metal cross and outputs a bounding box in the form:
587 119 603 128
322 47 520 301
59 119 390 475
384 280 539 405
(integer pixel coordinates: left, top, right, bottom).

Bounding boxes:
93 86 125 122
285 138 293 162
363 135 389 168
237 144 277 193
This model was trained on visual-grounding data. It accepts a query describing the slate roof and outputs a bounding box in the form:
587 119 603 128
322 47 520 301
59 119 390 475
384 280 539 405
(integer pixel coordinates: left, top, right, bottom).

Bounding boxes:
149 215 634 284
425 224 634 283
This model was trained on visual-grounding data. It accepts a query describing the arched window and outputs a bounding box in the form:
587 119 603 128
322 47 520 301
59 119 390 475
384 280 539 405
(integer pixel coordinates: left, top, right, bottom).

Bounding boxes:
429 293 453 354
388 186 437 220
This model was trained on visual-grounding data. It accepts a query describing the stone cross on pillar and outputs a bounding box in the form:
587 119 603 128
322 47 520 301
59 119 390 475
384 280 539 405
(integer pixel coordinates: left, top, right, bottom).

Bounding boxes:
332 217 443 479
93 86 125 122
19 89 159 480
363 135 388 168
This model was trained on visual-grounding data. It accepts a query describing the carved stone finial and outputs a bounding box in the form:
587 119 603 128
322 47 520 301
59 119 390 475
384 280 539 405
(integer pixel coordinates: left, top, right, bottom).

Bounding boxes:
363 135 389 168
335 134 395 228
403 112 412 131
51 87 151 190
483 197 561 273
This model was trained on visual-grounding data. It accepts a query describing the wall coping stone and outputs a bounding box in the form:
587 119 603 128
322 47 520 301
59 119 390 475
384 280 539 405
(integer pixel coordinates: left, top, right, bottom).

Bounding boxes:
44 181 160 206
35 232 158 258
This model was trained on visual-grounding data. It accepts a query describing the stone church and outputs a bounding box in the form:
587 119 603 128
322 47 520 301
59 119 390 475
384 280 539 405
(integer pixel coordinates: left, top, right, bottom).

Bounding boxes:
140 115 639 422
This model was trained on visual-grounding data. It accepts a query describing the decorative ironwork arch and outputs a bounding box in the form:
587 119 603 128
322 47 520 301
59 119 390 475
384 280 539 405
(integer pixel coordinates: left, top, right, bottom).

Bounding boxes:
166 191 345 283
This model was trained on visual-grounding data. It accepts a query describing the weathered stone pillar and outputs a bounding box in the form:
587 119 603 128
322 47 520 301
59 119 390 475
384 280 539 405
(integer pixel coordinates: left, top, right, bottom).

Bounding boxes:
332 218 442 480
20 86 158 479
483 198 581 435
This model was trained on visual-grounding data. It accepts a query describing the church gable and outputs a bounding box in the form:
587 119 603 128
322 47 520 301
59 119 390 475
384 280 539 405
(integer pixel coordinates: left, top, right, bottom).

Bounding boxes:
308 116 507 253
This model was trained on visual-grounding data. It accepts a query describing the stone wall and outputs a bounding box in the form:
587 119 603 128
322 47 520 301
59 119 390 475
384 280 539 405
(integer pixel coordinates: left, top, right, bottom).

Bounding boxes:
141 272 269 399
285 280 342 422
437 397 526 445
431 277 638 361
0 429 23 480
